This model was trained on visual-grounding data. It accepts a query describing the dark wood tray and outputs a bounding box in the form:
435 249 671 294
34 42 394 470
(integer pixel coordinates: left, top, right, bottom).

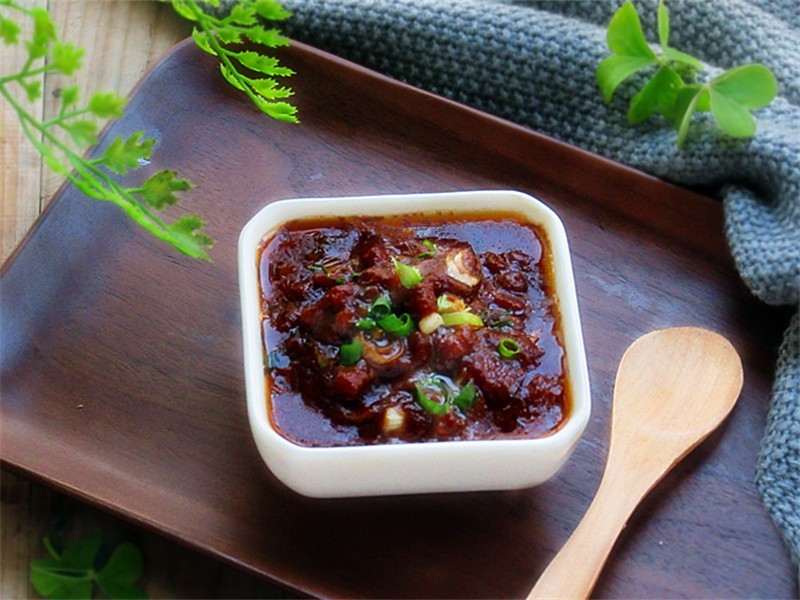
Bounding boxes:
2 39 794 598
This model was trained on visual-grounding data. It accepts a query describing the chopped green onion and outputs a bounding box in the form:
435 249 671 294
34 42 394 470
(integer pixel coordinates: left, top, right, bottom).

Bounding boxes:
441 311 484 328
488 319 515 329
356 317 376 330
377 313 415 337
309 264 325 272
453 382 477 412
416 239 438 259
333 277 345 284
338 340 362 366
393 258 423 288
498 338 521 358
368 294 392 319
437 294 455 312
414 382 450 415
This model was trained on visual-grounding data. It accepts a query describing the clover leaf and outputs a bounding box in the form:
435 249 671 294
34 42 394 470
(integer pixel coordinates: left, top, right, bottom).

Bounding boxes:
597 1 778 147
30 537 146 600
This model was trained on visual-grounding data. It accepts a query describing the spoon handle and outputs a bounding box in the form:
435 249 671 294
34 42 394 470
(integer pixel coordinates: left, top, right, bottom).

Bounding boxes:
527 469 643 599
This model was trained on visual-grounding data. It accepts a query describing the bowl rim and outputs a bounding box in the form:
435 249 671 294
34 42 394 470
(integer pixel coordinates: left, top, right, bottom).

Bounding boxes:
238 189 591 461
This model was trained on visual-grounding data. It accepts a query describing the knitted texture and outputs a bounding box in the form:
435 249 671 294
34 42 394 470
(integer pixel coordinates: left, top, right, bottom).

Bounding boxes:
229 0 800 562
757 313 800 564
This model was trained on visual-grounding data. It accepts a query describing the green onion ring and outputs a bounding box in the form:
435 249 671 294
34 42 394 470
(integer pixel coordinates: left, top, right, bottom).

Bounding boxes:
338 340 363 366
414 382 450 415
498 338 521 358
377 312 414 337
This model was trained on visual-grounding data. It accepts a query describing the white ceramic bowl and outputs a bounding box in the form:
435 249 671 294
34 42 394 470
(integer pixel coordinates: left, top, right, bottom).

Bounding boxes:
239 190 590 498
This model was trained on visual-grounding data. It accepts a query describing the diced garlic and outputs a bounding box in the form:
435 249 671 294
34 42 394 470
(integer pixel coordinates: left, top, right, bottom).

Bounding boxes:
383 406 405 433
419 312 444 334
446 250 481 287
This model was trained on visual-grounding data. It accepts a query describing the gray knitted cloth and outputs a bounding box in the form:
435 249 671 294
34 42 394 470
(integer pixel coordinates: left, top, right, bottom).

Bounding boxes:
242 0 800 562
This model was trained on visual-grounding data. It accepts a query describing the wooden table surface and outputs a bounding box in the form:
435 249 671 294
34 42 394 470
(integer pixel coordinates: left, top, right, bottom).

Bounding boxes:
3 2 796 599
1 2 286 597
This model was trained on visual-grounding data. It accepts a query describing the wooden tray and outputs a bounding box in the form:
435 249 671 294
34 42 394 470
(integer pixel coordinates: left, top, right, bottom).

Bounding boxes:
2 39 794 598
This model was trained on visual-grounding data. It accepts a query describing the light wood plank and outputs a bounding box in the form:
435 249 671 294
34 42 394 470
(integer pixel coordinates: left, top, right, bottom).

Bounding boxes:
0 0 46 261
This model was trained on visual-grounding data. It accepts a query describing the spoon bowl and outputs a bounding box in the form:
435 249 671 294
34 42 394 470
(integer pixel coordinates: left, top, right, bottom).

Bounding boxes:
529 327 743 599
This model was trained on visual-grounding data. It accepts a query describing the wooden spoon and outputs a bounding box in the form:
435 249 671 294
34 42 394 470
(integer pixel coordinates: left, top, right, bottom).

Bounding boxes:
529 327 743 599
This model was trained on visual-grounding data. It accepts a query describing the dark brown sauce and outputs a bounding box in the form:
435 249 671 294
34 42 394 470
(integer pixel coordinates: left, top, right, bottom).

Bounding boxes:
258 212 569 447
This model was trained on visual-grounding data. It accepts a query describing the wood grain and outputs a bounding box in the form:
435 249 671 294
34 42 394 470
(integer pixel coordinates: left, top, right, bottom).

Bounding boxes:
1 37 795 598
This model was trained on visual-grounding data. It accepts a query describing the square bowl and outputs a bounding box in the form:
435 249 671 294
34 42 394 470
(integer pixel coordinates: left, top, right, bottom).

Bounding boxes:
238 190 591 498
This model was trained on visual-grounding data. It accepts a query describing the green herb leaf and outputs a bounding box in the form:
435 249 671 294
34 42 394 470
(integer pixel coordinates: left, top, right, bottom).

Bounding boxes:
168 214 214 257
21 78 42 102
710 64 777 108
228 4 257 26
498 338 521 358
606 1 657 60
191 28 216 55
64 119 98 146
28 7 56 59
100 132 155 174
253 0 292 20
96 543 145 599
87 91 126 118
30 560 93 600
139 169 193 208
453 381 477 412
599 0 775 146
393 258 423 288
30 537 147 600
628 65 684 123
60 85 80 109
247 77 293 99
217 28 242 44
52 41 84 75
674 86 705 147
0 15 21 45
232 50 295 77
253 97 298 122
709 88 756 137
657 1 669 51
2 0 212 261
338 340 362 366
244 26 290 47
219 63 245 91
178 0 297 121
170 0 198 20
377 313 414 337
663 47 703 70
597 55 658 103
61 537 101 568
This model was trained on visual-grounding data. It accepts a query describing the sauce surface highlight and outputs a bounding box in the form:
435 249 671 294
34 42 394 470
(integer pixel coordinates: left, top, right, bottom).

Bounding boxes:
259 214 568 446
